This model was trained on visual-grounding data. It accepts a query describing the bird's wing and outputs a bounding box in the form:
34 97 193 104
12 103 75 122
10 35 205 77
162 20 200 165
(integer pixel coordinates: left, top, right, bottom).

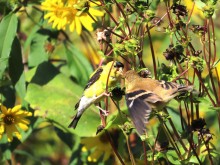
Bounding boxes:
125 89 163 135
84 67 103 90
74 67 103 110
158 80 179 90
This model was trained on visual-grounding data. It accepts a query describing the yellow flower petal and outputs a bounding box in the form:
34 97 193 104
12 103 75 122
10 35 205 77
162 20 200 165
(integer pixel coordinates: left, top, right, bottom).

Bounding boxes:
89 8 104 17
17 123 29 131
69 20 75 32
44 12 55 19
0 124 4 133
14 132 22 140
1 104 31 142
5 125 17 142
11 105 22 113
79 14 94 32
18 118 30 125
81 146 87 152
0 104 8 114
0 114 5 118
89 1 101 7
75 17 82 34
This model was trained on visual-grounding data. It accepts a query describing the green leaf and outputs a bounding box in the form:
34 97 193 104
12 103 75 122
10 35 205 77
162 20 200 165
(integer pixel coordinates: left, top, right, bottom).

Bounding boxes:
195 0 206 9
54 126 80 150
14 73 26 102
0 13 18 78
9 37 23 85
212 58 220 68
1 149 11 161
166 150 181 165
166 106 187 132
105 109 128 129
65 43 93 86
28 29 49 67
189 155 202 164
8 37 26 100
209 106 220 111
116 0 127 2
25 62 100 137
14 150 42 163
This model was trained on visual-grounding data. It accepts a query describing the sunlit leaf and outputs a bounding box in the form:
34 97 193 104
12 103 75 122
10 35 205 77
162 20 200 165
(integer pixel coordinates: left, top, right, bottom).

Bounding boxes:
0 13 18 78
166 150 181 165
65 43 93 86
28 29 49 67
105 108 128 129
25 62 100 137
167 106 187 132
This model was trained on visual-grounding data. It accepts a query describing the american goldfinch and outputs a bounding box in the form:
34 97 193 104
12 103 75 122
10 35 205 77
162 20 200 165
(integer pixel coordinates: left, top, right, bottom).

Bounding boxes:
124 70 193 136
68 61 124 128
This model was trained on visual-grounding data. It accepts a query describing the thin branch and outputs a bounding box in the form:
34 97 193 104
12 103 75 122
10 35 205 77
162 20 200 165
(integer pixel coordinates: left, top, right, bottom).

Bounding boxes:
105 130 125 165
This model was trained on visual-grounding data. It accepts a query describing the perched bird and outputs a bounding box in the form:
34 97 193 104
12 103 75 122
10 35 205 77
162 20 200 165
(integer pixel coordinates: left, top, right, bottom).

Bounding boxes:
124 70 193 136
68 61 124 128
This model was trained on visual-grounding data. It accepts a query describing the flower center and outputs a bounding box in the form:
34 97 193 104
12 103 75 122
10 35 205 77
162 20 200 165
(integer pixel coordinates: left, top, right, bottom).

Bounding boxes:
4 115 15 125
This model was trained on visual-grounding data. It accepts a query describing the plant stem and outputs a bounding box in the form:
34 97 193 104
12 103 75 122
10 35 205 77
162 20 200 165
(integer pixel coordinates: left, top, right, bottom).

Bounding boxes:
142 141 148 165
187 134 202 165
126 137 136 165
146 24 157 79
105 130 125 165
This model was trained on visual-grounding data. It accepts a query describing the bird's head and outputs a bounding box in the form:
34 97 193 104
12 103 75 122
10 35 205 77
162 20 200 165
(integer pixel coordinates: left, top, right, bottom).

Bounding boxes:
109 61 124 78
123 70 140 89
104 61 124 83
114 61 124 74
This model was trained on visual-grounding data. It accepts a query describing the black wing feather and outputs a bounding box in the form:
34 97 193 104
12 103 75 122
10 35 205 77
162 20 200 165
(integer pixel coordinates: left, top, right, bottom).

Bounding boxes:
74 68 103 110
125 92 152 136
84 68 103 90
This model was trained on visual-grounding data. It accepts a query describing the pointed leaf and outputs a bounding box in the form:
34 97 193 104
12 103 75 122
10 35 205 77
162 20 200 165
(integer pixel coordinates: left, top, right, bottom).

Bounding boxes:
8 37 26 100
0 13 18 78
65 43 93 86
28 29 49 67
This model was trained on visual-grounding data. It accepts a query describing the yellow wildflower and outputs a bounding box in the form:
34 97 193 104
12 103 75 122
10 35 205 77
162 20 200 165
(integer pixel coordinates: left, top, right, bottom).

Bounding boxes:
41 0 104 34
0 104 32 142
81 132 113 162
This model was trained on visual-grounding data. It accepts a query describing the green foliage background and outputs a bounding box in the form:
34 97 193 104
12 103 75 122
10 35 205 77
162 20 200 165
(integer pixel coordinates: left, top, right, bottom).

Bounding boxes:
0 0 220 164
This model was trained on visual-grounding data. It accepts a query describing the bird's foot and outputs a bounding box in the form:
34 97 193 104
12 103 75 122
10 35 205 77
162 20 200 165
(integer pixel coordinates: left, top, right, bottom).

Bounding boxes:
101 92 112 97
95 92 111 101
96 106 109 116
100 109 109 116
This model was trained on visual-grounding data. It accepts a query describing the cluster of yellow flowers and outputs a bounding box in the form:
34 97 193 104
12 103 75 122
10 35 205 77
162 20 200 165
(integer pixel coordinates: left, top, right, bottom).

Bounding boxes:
81 133 112 162
0 104 32 142
41 0 104 34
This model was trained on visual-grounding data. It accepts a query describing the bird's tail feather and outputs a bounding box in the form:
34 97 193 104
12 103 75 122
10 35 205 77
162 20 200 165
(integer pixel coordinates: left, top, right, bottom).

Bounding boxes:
177 85 194 92
171 85 194 96
68 113 81 129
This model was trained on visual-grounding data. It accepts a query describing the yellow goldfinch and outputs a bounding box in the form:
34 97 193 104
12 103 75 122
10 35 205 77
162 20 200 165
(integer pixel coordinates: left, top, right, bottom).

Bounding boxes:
68 61 124 128
124 70 193 136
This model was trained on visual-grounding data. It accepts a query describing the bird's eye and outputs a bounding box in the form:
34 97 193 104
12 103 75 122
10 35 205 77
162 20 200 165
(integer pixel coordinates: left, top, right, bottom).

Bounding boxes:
114 61 124 68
